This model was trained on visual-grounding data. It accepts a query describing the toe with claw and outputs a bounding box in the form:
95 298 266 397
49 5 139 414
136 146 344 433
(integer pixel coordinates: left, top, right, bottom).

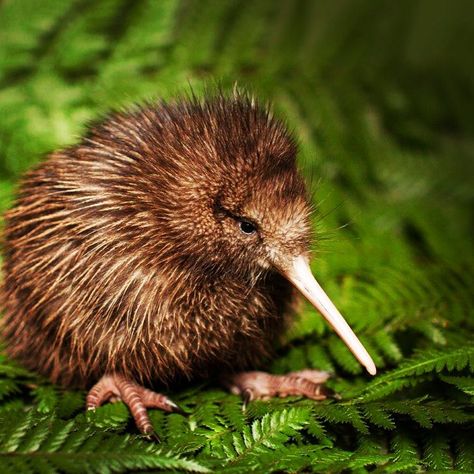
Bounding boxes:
86 373 185 435
224 369 338 406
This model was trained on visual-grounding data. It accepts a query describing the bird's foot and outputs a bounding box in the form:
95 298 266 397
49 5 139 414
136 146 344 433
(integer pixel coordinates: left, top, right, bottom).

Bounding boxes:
86 373 184 436
224 369 337 406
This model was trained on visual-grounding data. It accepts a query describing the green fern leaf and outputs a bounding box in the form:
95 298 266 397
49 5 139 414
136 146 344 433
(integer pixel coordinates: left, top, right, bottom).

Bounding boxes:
440 375 474 397
361 403 396 430
313 403 369 434
354 345 474 401
327 336 363 374
307 415 332 443
422 432 453 471
85 402 130 431
0 411 209 473
224 407 309 464
0 379 20 402
386 432 421 473
219 396 246 431
373 331 403 363
56 391 84 419
0 353 34 378
453 430 474 472
33 385 58 414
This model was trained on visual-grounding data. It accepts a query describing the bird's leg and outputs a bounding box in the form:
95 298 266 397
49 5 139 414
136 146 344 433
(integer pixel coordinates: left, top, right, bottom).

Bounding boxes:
86 373 184 436
223 370 335 405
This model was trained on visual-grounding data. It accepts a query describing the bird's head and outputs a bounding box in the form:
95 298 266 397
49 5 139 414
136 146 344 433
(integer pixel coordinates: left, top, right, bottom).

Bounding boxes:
130 92 376 375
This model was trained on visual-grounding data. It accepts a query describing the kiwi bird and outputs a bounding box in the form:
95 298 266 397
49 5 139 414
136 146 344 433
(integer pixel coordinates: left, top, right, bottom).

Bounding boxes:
1 93 376 435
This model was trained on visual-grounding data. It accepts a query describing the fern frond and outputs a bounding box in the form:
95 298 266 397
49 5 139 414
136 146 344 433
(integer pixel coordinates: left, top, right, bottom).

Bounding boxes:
0 410 209 473
422 431 453 471
219 395 246 431
0 353 34 378
361 403 396 430
383 399 473 428
354 345 474 401
307 415 331 443
372 331 403 363
327 336 363 375
453 430 474 472
440 375 474 397
386 432 421 473
0 379 20 402
32 385 58 414
313 403 369 434
85 402 130 431
349 375 429 402
56 391 84 419
223 407 309 465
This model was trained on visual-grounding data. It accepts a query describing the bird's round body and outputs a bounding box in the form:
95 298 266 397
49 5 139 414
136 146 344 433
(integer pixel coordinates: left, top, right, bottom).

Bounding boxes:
1 95 310 389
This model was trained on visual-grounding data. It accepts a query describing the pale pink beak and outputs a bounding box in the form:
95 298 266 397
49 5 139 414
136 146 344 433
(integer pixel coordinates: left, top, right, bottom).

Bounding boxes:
283 255 376 376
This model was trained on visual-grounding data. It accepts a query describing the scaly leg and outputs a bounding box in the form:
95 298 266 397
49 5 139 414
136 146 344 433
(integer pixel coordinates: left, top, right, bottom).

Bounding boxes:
86 373 184 436
224 369 335 406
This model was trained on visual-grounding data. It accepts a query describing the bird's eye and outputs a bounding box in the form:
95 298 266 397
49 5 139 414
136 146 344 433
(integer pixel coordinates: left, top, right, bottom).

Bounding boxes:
239 220 257 235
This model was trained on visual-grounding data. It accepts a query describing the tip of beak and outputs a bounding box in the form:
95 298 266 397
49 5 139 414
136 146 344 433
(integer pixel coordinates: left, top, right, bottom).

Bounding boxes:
366 363 377 376
283 255 378 377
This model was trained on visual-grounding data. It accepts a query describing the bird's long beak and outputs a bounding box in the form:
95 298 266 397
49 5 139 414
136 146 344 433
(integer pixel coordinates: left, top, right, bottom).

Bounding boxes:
283 255 376 376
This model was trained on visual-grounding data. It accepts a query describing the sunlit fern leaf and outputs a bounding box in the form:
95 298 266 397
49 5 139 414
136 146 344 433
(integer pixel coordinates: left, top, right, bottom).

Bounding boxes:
307 447 354 473
85 402 130 431
0 410 37 453
221 407 309 464
353 345 474 402
0 410 209 473
349 376 429 403
346 453 393 471
164 412 205 456
219 395 247 431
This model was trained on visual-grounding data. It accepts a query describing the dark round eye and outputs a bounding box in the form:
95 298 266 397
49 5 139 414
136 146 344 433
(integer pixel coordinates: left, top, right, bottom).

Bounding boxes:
239 220 256 235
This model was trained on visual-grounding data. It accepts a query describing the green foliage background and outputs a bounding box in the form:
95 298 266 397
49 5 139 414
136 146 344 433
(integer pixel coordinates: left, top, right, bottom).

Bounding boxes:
0 0 473 472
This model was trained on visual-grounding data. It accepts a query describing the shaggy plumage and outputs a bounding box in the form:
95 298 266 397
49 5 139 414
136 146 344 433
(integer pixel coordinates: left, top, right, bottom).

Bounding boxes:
1 93 312 390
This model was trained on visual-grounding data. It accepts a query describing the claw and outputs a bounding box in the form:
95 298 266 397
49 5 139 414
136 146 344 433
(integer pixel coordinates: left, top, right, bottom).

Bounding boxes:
86 373 182 436
325 388 342 400
241 388 253 411
143 429 161 443
166 400 188 416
